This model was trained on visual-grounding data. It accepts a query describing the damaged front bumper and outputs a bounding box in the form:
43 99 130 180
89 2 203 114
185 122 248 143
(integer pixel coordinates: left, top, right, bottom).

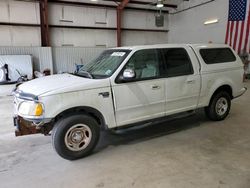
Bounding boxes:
14 116 53 137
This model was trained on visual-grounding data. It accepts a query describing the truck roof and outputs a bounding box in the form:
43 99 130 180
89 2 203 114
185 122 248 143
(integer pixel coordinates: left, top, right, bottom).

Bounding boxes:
111 43 231 51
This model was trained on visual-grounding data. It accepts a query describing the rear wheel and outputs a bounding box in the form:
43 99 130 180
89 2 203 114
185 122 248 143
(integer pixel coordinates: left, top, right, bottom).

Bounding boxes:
52 114 100 160
205 91 231 121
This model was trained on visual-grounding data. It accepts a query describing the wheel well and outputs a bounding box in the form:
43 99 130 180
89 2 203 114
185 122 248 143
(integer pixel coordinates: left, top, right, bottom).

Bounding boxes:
211 85 233 100
54 107 106 128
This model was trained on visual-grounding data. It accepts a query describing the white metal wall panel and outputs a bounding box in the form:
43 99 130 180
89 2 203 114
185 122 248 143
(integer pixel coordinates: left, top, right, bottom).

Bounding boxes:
0 26 11 46
0 0 40 24
9 1 40 24
0 26 41 46
0 1 9 22
168 0 228 44
0 1 40 47
49 4 169 30
122 31 168 46
106 9 116 27
123 10 169 30
49 5 113 28
48 4 169 47
50 28 116 47
0 47 53 73
12 27 41 46
0 1 170 47
52 47 105 73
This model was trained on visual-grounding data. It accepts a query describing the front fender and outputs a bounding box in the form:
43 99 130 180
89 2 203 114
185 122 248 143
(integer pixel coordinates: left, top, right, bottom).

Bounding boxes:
39 88 117 128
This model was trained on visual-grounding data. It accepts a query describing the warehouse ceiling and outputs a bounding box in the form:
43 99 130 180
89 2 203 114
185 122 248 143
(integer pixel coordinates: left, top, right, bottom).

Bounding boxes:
46 0 184 12
15 0 187 12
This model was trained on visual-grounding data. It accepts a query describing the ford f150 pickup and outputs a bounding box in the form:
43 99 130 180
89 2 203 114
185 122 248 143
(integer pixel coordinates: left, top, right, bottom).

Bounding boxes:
13 44 247 160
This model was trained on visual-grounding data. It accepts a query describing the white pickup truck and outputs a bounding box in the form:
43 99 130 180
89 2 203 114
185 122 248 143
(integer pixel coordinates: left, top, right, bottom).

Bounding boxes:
13 44 246 160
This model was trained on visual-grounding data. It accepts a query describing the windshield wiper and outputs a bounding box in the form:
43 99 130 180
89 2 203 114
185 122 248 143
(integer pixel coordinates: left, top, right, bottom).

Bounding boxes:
74 70 93 79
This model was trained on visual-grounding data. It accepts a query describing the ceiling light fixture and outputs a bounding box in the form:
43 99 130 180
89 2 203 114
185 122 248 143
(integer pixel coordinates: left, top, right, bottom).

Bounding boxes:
204 19 219 25
156 0 164 8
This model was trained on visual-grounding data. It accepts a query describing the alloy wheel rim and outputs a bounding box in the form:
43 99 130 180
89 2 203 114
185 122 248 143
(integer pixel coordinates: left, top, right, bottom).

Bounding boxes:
215 97 228 116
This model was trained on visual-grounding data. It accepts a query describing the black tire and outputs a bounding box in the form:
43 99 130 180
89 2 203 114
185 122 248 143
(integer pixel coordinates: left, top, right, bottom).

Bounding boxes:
52 114 100 160
205 91 231 121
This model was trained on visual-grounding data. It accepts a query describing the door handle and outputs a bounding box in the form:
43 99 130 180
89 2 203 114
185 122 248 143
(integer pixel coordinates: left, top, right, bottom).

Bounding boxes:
151 85 161 90
186 79 195 84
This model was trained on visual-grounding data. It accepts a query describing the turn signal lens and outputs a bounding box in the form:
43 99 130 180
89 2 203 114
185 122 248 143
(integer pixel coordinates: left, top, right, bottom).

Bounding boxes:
35 103 43 116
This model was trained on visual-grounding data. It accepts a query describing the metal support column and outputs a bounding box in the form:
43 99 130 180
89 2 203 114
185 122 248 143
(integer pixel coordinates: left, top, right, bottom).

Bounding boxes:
116 0 130 47
40 0 50 46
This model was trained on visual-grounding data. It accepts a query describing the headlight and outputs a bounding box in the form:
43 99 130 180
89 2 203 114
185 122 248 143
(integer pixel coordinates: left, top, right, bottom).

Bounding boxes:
18 101 44 117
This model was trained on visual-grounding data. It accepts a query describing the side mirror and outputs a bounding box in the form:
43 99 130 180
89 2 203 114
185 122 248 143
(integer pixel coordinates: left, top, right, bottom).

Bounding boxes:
122 68 136 81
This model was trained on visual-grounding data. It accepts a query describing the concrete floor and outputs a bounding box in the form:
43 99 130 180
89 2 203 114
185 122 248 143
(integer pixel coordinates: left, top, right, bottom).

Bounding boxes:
0 83 250 188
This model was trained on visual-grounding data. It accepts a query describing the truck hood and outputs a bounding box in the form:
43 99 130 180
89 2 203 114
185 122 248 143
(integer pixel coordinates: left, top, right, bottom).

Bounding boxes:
17 73 110 97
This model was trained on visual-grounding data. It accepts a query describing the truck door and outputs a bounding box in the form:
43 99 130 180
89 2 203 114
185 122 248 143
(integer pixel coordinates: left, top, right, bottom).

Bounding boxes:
160 47 201 115
111 49 166 126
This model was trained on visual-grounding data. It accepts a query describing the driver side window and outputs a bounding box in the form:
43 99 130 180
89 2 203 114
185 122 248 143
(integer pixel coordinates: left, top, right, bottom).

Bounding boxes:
125 49 160 80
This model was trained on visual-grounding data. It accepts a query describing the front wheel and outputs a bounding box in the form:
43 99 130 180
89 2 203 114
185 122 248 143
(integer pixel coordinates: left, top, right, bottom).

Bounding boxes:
205 91 231 121
52 114 100 160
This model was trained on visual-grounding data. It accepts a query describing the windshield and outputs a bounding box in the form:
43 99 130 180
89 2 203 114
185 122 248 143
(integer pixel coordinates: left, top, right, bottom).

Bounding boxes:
77 49 131 79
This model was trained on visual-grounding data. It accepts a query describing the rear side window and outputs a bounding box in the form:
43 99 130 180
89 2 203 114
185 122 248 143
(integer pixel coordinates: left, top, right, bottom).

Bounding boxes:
200 48 236 64
161 48 193 77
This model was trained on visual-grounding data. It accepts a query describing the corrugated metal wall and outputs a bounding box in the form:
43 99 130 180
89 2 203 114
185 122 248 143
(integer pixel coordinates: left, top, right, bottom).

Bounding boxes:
0 46 106 74
52 47 105 73
0 47 53 72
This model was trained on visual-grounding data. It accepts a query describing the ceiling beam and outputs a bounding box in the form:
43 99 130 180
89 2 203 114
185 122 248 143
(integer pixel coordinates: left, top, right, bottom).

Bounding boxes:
103 0 177 8
48 0 117 8
0 22 40 27
118 0 130 9
0 22 168 33
132 0 177 8
48 0 168 13
14 0 170 13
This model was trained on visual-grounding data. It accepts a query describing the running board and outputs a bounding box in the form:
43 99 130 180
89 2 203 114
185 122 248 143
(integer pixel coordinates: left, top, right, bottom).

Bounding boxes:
111 110 196 134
